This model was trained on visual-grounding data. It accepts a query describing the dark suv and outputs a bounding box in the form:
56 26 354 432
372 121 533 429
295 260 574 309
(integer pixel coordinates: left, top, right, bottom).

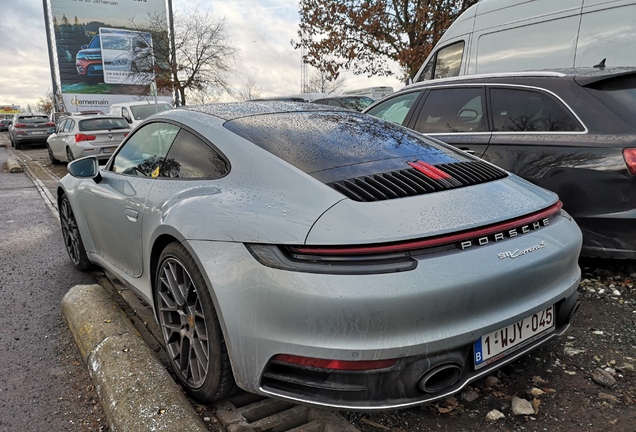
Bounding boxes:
364 68 636 259
9 114 55 150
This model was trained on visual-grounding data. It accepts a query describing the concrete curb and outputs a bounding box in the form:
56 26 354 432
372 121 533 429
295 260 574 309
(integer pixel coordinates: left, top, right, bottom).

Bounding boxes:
6 156 23 173
62 284 208 432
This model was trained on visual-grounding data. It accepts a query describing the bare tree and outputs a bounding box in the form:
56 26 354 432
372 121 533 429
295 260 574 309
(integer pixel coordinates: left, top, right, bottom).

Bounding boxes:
133 7 237 106
306 70 347 94
235 76 262 101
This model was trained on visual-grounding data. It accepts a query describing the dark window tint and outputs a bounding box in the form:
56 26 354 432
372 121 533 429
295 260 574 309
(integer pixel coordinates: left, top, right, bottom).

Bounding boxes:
415 87 486 133
365 91 421 125
585 74 636 127
224 112 462 175
111 122 179 176
79 118 129 131
160 129 228 179
490 88 583 132
18 116 48 123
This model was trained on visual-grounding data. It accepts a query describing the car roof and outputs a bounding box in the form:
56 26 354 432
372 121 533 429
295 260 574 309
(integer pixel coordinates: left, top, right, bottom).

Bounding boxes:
405 67 636 89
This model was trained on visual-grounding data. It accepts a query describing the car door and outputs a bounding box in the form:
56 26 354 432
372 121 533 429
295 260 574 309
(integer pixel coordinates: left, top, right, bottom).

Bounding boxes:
482 85 589 210
407 86 492 157
73 122 180 277
47 118 70 160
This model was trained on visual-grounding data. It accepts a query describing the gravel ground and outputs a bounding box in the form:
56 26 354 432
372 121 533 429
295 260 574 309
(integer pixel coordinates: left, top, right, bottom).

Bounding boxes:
341 258 636 432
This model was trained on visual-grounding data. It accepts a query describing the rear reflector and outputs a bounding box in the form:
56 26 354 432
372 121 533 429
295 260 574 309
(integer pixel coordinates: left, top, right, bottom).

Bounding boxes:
272 354 397 371
624 148 636 175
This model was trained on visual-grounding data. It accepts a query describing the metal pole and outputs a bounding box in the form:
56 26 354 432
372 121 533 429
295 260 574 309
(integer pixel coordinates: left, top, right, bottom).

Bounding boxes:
42 0 61 112
167 0 180 106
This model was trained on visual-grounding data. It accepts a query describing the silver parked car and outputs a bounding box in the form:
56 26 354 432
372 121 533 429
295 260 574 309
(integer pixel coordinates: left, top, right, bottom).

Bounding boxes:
57 102 582 410
46 115 130 164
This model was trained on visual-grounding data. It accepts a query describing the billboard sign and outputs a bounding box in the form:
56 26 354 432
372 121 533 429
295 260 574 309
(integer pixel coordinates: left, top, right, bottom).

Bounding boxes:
47 0 171 112
0 105 21 115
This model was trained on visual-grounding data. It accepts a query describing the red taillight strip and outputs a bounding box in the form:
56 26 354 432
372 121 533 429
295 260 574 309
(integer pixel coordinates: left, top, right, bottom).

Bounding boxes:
623 148 636 176
292 201 563 256
407 161 452 180
273 354 397 371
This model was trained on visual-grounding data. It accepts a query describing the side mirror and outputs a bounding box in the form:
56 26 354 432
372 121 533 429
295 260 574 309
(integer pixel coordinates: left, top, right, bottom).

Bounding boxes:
67 157 102 183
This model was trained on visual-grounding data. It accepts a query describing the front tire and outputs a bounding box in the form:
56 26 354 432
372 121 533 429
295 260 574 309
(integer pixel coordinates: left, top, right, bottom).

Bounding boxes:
60 194 92 271
155 242 236 402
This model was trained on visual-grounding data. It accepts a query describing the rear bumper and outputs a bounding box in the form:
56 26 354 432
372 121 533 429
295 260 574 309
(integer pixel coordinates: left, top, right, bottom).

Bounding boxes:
260 291 579 410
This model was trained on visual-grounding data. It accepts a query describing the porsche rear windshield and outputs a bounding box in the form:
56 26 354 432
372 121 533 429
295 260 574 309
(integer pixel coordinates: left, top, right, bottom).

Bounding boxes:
223 111 465 174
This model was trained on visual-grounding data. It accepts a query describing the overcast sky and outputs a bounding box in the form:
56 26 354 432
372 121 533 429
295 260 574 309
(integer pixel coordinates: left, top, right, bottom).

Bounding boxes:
0 0 403 110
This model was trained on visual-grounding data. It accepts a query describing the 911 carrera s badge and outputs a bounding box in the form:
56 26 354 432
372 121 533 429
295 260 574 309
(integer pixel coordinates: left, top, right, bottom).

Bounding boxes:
458 218 550 250
498 241 547 259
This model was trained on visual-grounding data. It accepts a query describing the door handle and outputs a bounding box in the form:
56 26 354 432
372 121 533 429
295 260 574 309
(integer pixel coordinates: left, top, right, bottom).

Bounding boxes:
124 208 139 222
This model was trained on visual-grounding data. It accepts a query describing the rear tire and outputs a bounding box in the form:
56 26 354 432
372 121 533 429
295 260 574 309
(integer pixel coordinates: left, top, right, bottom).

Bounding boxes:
155 242 236 402
48 145 60 165
14 140 22 150
66 147 75 162
60 194 92 271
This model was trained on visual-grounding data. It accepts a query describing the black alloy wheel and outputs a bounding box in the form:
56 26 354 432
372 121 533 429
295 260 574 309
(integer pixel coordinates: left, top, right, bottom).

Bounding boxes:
59 195 92 271
155 242 235 402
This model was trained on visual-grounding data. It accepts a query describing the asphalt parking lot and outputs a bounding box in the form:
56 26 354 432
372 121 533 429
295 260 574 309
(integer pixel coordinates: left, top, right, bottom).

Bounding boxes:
4 135 636 431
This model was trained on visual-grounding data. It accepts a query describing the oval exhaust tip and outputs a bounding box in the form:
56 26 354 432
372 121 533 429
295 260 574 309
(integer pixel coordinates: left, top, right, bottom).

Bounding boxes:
417 363 462 394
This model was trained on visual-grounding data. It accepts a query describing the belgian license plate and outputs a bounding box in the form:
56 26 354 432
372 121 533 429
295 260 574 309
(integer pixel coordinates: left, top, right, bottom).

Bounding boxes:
30 131 45 135
474 305 554 369
102 147 115 154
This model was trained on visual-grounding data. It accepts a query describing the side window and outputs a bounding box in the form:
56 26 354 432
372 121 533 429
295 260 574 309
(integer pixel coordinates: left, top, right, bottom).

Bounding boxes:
365 91 421 125
418 41 464 82
111 122 180 176
490 88 584 132
121 107 133 124
64 119 75 133
160 129 229 179
57 119 68 133
415 87 486 133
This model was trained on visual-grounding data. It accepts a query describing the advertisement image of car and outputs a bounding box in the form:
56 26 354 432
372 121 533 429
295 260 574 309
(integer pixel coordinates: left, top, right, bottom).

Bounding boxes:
100 28 154 85
75 35 103 79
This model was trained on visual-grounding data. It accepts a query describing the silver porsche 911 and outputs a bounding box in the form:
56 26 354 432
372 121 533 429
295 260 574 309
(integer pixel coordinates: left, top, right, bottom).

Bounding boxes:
57 102 582 410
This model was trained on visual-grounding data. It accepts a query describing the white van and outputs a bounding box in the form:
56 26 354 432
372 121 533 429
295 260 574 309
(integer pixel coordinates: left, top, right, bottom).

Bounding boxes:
414 0 636 82
108 100 173 129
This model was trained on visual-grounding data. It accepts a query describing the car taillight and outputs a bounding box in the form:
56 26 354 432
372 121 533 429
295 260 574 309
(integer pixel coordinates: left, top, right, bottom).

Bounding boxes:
45 122 55 127
75 133 96 142
272 354 397 371
624 148 636 176
13 123 26 128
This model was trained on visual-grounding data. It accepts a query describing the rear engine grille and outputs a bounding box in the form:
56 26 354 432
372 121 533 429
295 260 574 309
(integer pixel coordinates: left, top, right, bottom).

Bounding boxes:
329 161 508 202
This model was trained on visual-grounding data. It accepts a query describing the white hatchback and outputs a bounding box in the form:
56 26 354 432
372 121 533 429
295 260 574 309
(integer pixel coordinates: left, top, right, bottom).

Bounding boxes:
46 115 130 164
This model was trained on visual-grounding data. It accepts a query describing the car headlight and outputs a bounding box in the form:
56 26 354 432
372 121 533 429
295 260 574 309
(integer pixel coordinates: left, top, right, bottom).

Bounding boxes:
76 52 87 60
